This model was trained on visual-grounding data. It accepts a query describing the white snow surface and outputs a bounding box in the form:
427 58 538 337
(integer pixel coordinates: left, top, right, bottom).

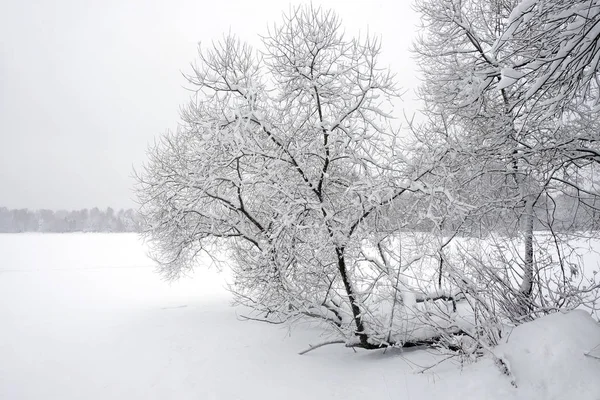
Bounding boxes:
1 233 599 399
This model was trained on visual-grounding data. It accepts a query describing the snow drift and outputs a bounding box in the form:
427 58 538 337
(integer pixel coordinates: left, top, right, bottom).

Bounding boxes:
496 310 600 400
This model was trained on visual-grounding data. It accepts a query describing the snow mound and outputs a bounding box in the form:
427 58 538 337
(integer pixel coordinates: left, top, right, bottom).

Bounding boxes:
495 310 600 400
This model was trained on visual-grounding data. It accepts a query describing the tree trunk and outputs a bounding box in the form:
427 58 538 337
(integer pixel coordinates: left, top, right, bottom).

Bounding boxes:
335 247 371 346
518 198 535 315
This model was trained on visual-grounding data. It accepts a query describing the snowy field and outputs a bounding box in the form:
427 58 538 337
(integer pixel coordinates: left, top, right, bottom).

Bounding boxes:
1 233 599 400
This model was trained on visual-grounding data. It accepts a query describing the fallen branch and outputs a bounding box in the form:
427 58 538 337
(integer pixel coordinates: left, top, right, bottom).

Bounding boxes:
414 293 464 303
299 329 470 355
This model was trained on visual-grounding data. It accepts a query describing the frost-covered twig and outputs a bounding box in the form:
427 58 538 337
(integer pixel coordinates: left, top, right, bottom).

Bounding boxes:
584 344 600 360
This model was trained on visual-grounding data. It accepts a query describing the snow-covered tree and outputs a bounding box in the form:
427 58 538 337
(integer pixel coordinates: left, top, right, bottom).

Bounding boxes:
413 0 600 327
136 6 457 349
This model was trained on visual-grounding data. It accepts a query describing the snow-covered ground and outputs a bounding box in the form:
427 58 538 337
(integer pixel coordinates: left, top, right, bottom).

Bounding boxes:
1 233 599 399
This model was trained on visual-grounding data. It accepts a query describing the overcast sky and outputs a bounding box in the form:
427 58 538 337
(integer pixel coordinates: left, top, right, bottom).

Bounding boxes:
0 0 420 210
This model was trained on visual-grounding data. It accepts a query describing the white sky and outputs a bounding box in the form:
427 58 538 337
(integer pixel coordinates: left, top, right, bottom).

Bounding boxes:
0 0 420 210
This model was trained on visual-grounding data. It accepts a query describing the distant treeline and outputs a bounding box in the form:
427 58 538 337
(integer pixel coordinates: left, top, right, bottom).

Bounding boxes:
0 207 142 233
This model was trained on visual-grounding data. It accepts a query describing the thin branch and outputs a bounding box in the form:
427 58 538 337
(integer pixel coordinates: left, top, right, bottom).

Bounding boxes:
299 340 346 355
